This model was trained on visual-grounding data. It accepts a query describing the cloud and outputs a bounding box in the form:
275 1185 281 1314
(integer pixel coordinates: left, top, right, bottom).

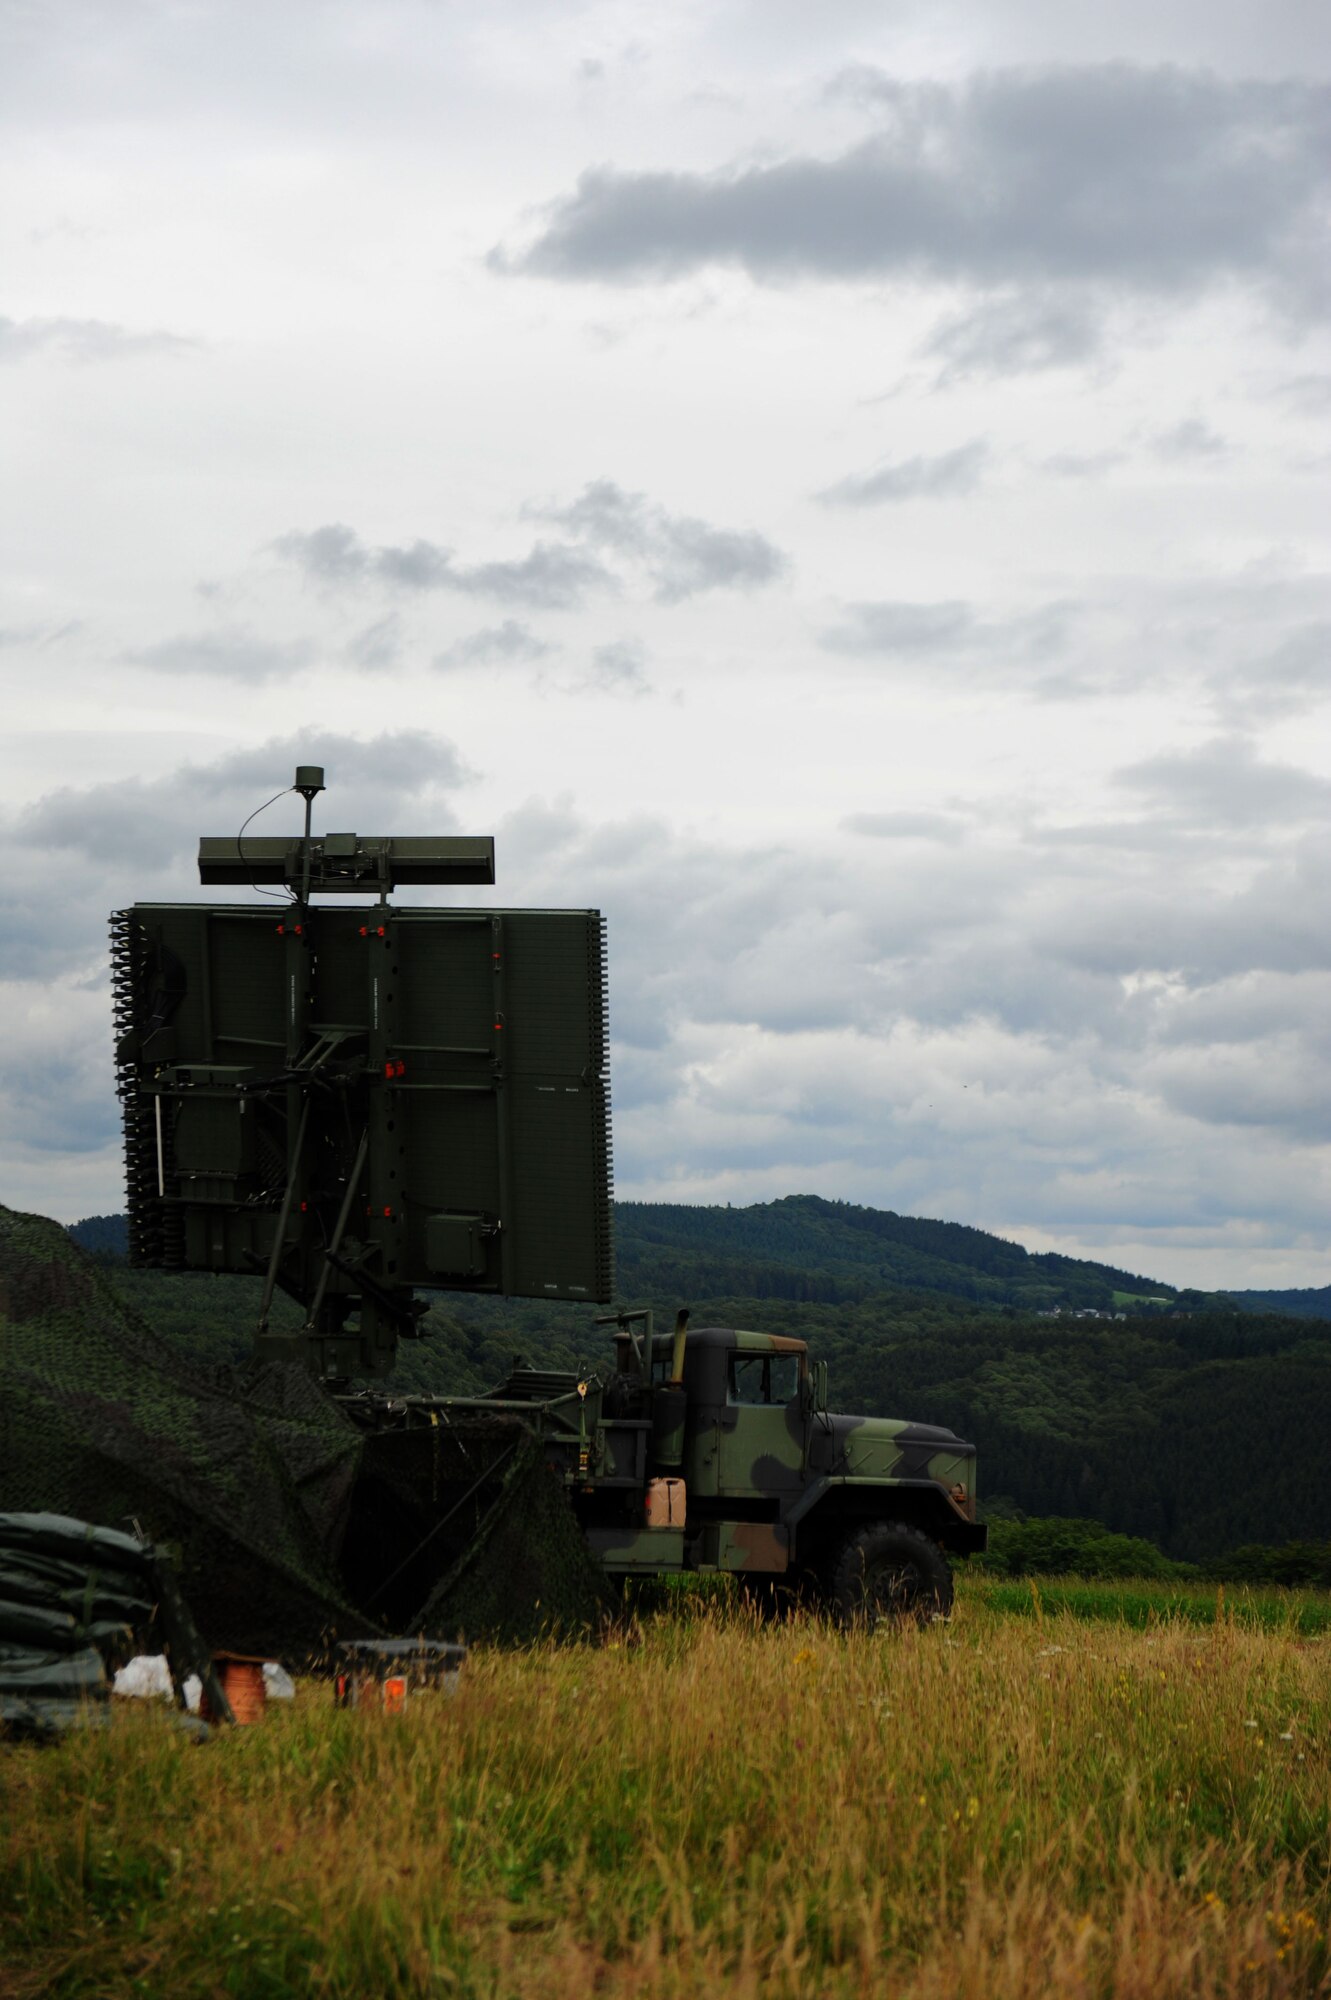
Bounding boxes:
1276 373 1331 416
530 480 788 601
435 620 554 668
843 811 966 843
6 729 471 879
346 614 403 671
126 628 315 682
819 574 1331 713
1113 736 1331 827
0 620 80 648
272 522 613 610
582 639 651 694
460 543 615 608
6 739 1331 1270
0 314 198 363
925 291 1104 378
1038 450 1125 478
1151 418 1229 461
274 490 787 616
497 65 1330 320
483 796 1331 1241
821 600 976 656
817 440 988 506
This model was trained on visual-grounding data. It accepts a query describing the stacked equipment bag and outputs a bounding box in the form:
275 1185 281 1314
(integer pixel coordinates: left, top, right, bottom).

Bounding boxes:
0 1512 229 1741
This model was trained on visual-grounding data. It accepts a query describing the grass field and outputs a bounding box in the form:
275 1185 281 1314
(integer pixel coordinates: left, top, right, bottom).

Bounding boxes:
967 1573 1331 1636
5 1579 1331 1999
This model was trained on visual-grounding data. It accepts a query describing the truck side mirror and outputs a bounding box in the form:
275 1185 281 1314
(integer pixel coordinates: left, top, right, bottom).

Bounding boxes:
813 1360 828 1413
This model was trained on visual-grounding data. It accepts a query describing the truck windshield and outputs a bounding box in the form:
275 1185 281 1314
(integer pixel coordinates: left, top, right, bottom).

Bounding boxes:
728 1354 801 1406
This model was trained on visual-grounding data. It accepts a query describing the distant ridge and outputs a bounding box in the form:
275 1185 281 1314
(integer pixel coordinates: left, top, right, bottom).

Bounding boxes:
66 1213 128 1258
71 1194 1199 1315
612 1195 1195 1313
64 1199 1331 1559
1224 1285 1331 1322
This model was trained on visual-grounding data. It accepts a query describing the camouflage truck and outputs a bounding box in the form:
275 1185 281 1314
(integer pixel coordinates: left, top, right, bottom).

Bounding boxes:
342 1309 986 1627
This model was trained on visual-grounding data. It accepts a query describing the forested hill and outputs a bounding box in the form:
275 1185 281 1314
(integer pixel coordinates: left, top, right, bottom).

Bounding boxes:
613 1196 1196 1314
55 1202 1331 1560
1223 1285 1331 1322
70 1195 1196 1314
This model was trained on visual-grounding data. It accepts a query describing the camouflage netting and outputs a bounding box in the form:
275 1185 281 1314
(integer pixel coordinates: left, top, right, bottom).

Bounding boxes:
0 1206 611 1651
0 1205 359 1652
413 1436 613 1645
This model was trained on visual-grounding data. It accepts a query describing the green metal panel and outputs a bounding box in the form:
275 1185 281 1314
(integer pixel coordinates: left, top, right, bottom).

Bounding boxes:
112 902 615 1335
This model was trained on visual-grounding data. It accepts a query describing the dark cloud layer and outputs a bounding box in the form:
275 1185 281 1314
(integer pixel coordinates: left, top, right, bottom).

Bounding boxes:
4 733 1329 1258
499 66 1329 318
8 730 469 878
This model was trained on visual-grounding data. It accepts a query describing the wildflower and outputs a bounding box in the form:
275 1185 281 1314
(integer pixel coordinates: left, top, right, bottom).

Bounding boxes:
966 1797 979 1820
917 1794 927 1807
794 1647 816 1666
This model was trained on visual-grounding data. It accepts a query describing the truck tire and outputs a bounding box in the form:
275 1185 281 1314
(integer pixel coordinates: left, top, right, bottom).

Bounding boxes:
830 1522 953 1629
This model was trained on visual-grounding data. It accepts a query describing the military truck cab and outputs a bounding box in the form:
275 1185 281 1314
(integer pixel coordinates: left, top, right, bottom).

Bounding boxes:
582 1319 985 1622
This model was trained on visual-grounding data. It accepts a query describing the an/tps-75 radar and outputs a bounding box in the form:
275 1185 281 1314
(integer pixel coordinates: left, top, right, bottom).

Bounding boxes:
112 766 613 1382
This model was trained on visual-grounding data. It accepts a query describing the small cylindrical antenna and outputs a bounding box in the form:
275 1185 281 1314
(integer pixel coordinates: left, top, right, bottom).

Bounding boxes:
293 765 325 909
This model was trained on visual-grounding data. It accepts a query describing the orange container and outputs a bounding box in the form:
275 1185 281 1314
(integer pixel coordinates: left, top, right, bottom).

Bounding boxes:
335 1672 408 1712
645 1477 686 1529
200 1656 268 1725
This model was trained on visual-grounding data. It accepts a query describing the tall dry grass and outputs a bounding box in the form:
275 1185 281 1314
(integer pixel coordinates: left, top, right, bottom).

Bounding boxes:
3 1589 1330 1997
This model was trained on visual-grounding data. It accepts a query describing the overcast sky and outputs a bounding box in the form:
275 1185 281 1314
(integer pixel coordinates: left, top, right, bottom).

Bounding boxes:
2 0 1328 1290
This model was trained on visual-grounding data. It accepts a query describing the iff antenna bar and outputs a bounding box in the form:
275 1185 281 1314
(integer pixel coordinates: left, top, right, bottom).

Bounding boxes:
198 834 496 893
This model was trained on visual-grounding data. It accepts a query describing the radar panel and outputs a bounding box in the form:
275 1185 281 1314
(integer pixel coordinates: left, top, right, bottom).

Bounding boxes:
111 900 613 1380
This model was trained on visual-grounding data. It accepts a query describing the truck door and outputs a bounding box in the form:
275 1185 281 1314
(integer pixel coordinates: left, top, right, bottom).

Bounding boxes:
718 1351 806 1497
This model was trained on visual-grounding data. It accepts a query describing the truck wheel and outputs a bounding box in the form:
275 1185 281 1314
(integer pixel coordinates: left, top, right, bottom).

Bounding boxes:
830 1522 953 1629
